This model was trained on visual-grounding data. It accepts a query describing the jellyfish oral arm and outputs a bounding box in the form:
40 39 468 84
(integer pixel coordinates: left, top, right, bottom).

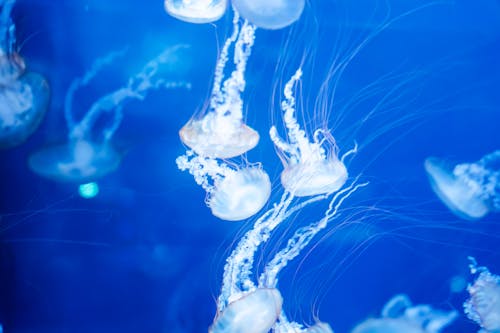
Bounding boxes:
64 49 127 131
176 150 230 193
164 0 228 24
270 68 323 166
259 179 367 288
66 45 190 142
0 0 15 54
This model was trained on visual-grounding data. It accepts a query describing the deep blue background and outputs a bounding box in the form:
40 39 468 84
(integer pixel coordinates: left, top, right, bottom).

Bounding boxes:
0 0 499 332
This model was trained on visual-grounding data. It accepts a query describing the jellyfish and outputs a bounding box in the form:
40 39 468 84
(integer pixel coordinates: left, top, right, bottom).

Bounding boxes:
179 11 258 159
29 45 190 183
351 294 458 333
232 0 305 29
211 68 366 332
464 257 500 333
209 288 283 333
270 68 356 197
425 150 500 220
0 0 49 149
164 0 228 24
176 151 271 221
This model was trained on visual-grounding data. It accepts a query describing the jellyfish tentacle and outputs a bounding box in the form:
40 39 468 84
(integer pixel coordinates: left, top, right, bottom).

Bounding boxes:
341 141 358 164
70 45 190 142
64 48 127 131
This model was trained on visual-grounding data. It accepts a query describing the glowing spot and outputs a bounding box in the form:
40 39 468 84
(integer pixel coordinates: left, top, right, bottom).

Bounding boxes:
79 182 99 199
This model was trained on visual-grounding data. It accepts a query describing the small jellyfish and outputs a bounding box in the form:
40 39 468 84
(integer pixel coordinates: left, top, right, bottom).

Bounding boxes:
464 257 500 333
209 288 283 333
0 0 49 149
425 150 500 220
351 294 458 333
270 68 356 197
30 45 190 183
176 150 271 221
179 11 258 159
164 0 228 24
232 0 305 29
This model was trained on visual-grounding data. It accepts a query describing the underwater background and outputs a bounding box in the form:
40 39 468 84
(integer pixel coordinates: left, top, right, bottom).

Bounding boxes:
0 0 499 332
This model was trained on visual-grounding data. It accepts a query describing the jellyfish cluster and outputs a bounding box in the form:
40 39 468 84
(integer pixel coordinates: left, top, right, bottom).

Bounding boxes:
1 0 499 332
176 10 271 221
0 0 49 149
167 2 500 333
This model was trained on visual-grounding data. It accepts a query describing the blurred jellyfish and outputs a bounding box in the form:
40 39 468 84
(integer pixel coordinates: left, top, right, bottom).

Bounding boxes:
164 0 228 24
179 11 258 159
425 150 500 220
211 68 366 332
0 0 49 149
29 45 190 183
177 11 271 221
232 0 305 29
464 257 500 333
351 294 458 333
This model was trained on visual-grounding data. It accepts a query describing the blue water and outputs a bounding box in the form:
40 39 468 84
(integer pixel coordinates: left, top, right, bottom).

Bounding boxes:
0 1 499 332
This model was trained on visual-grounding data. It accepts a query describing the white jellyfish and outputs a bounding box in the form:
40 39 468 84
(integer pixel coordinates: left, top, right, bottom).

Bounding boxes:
425 150 500 220
0 0 49 149
232 0 305 29
351 294 458 333
29 45 190 183
209 288 283 333
464 257 500 333
176 151 271 221
164 0 228 24
179 11 258 159
270 68 356 197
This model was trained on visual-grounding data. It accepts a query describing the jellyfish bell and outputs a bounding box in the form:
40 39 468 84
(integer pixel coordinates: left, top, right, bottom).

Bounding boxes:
29 139 121 183
164 0 228 24
424 157 490 220
0 71 49 149
281 155 348 197
209 166 271 221
179 113 259 159
209 288 283 333
231 0 305 29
